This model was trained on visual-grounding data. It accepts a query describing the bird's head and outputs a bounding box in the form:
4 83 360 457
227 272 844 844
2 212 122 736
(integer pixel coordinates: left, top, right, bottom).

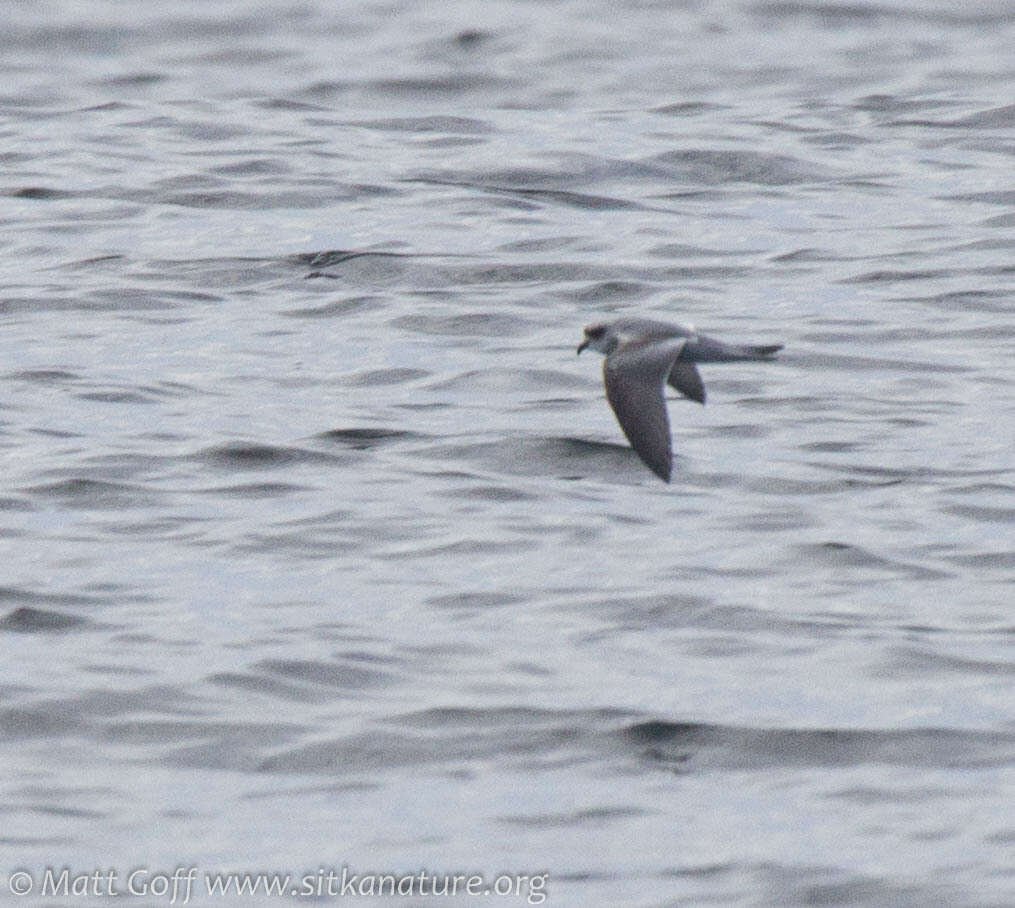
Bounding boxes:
577 322 614 355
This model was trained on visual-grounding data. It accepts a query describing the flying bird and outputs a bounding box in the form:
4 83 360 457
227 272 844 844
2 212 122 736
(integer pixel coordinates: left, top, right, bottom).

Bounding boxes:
577 318 782 482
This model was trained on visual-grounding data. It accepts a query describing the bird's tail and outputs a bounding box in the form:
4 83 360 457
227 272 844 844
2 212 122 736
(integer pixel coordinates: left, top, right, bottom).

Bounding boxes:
744 343 783 359
683 335 783 363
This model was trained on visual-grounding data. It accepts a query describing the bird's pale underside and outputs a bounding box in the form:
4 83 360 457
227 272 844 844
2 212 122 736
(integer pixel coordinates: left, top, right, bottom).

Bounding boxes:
577 317 783 482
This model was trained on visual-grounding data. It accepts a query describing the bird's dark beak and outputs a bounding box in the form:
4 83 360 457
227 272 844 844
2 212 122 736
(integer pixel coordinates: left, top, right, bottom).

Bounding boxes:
577 339 589 355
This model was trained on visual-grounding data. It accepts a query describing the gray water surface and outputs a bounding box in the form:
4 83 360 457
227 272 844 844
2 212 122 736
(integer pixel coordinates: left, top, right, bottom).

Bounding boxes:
2 1 1014 905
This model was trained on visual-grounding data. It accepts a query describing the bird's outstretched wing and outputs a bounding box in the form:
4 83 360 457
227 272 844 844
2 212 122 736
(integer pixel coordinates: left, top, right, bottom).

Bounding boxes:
603 338 687 482
667 360 706 405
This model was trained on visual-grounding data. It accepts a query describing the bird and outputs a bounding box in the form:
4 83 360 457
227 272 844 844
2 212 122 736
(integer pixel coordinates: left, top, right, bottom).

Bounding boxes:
577 317 782 482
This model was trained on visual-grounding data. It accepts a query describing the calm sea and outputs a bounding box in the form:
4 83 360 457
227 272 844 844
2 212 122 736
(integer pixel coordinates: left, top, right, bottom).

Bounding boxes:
2 1 1014 905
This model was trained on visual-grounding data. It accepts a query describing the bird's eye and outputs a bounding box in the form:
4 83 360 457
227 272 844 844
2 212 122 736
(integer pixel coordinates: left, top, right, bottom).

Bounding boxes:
588 325 605 339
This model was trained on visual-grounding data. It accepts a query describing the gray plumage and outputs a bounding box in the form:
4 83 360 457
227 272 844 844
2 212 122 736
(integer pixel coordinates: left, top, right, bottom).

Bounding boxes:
577 318 782 482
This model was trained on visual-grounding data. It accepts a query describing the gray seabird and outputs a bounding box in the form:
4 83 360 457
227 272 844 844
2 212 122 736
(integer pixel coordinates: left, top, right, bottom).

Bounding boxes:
577 317 782 482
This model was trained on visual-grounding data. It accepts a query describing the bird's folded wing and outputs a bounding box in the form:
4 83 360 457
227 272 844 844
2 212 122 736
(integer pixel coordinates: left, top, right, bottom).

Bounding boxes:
604 338 686 482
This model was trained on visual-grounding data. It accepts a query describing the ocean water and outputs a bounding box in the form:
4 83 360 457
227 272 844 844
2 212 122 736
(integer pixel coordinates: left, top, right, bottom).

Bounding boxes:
2 1 1014 905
